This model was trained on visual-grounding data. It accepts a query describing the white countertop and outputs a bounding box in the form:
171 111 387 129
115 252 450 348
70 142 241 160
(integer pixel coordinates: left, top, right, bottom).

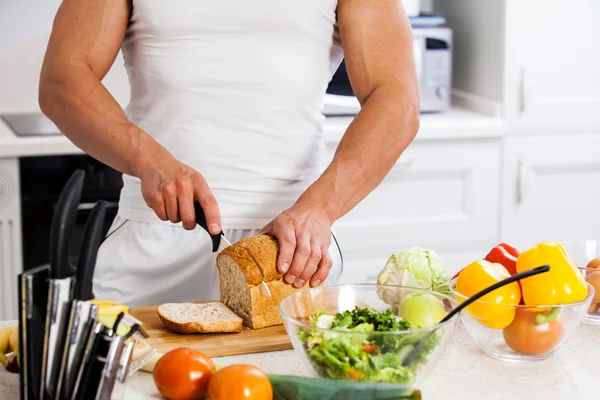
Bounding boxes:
0 106 503 159
1 320 598 400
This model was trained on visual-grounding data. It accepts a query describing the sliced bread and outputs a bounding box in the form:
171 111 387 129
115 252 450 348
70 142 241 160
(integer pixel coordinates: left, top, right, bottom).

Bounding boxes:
157 302 243 334
217 234 308 329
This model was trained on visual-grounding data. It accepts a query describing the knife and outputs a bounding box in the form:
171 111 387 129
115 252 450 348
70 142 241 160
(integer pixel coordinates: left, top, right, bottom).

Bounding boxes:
58 301 98 400
42 169 112 400
56 197 108 399
193 202 272 297
18 264 51 400
193 202 231 253
41 170 85 400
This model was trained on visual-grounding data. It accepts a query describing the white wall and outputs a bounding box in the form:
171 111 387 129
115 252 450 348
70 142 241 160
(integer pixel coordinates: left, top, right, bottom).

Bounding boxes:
0 0 61 57
0 0 129 114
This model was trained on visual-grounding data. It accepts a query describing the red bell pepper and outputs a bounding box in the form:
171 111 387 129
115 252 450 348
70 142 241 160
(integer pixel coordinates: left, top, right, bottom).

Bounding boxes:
484 243 521 276
451 243 521 281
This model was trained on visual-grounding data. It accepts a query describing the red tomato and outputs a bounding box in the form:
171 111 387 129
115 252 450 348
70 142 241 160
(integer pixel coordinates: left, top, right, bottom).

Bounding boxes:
153 348 215 400
503 308 564 355
208 364 273 400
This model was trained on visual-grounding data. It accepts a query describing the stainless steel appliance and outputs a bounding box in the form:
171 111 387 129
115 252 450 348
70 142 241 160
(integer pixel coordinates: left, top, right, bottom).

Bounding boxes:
323 15 453 116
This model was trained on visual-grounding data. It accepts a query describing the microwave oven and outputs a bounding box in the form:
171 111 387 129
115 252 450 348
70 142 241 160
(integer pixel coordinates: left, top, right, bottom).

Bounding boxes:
323 25 453 116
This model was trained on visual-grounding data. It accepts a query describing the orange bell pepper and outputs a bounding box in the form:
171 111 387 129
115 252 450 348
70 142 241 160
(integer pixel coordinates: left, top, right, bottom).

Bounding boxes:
455 260 521 329
516 241 588 305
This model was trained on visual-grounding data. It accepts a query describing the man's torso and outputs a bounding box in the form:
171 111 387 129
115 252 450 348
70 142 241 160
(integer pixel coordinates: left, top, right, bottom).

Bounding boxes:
118 0 344 228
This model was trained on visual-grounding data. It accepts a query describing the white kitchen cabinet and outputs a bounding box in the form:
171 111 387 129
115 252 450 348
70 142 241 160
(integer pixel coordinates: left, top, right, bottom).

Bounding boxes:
326 137 502 283
434 0 600 129
501 133 600 248
503 0 600 128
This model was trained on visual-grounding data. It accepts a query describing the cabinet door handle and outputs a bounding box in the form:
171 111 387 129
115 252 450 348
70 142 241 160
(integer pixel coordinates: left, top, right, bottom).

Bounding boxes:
519 68 529 115
516 161 529 205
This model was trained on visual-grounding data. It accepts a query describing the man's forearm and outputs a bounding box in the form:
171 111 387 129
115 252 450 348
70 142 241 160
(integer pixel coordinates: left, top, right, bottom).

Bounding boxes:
298 83 419 222
39 60 168 177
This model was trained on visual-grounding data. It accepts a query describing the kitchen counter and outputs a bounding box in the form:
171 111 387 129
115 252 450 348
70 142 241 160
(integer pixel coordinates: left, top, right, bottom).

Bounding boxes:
0 106 503 159
1 320 598 400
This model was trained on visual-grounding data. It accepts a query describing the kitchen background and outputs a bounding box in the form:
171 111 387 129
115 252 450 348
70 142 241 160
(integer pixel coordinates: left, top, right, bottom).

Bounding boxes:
0 0 599 321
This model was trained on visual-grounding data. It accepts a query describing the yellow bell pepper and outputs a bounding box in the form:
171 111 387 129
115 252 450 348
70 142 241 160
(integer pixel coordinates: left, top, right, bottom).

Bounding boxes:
455 260 521 329
516 241 588 305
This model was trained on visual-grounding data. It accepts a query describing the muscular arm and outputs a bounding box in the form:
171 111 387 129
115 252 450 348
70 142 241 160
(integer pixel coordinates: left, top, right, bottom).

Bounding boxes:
39 0 221 231
39 0 164 178
263 0 419 287
298 0 420 221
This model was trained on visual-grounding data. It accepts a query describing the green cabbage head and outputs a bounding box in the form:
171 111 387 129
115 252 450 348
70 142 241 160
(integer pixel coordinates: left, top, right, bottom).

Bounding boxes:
376 247 451 307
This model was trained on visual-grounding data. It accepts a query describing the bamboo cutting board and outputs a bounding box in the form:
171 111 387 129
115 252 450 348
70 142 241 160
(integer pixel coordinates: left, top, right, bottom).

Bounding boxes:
130 303 293 357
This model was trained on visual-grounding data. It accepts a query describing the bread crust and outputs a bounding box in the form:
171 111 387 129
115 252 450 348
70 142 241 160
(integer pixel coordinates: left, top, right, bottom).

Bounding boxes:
218 234 283 284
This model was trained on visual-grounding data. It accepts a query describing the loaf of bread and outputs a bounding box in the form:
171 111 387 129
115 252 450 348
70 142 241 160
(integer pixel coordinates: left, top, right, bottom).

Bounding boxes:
217 235 307 329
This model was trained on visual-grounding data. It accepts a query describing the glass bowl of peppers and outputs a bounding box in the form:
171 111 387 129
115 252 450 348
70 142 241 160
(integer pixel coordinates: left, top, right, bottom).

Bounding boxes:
559 240 600 324
450 241 595 362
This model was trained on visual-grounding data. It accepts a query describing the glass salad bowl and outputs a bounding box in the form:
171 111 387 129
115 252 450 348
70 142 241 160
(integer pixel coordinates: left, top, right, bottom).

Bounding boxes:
559 240 600 325
450 279 594 362
279 284 460 388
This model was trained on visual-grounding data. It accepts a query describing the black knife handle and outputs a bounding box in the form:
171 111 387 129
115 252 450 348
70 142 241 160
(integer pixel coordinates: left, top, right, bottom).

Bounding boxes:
194 202 222 252
50 170 85 279
75 200 108 301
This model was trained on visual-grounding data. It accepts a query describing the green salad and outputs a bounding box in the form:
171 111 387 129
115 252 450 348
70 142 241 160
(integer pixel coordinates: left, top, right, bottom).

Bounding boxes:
298 307 440 385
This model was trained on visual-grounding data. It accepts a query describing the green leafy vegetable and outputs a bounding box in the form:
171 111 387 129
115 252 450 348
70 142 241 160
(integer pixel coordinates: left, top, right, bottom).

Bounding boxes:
376 247 451 309
330 308 410 332
298 306 440 385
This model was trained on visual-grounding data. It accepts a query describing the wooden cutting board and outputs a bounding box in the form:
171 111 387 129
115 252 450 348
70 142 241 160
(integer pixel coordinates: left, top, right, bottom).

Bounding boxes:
130 304 293 358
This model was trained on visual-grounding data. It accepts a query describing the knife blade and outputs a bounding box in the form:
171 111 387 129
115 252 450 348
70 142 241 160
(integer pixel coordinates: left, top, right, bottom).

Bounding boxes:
243 248 272 297
216 232 232 253
59 301 98 400
18 264 51 400
41 277 76 399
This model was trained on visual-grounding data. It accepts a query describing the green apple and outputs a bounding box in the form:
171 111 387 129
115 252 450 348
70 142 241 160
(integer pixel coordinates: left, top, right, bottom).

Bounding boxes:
398 292 447 328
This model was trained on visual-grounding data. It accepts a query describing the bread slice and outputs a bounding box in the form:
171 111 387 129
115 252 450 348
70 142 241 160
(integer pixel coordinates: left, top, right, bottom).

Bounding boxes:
157 302 243 334
217 234 307 329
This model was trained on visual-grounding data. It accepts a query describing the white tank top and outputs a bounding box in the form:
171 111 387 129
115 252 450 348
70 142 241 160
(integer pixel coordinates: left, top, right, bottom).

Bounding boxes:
117 0 344 228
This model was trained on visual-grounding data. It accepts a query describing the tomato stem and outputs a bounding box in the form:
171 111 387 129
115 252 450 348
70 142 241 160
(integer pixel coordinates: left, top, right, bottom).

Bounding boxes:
535 307 560 324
